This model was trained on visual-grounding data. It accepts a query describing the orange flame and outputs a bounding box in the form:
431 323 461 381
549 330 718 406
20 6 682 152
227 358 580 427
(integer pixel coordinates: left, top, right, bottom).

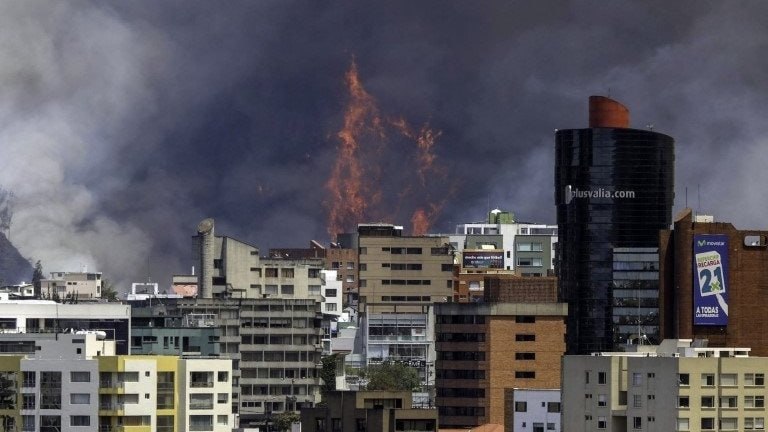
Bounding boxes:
325 59 454 238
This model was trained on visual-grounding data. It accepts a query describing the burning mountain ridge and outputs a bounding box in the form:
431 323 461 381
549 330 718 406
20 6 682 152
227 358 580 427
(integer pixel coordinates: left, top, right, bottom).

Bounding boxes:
324 60 453 238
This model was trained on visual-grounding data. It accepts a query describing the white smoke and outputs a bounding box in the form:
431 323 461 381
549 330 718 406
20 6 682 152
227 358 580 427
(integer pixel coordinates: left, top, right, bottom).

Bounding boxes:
0 3 160 287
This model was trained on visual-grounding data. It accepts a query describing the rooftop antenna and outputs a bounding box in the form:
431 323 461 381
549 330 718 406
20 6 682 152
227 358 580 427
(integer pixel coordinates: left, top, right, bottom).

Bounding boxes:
697 184 701 215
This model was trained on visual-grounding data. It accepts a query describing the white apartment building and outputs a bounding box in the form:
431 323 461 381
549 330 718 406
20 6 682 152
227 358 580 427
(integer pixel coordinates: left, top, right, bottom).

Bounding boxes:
179 358 234 432
450 209 557 274
320 270 342 317
39 271 103 299
510 389 562 432
563 339 766 432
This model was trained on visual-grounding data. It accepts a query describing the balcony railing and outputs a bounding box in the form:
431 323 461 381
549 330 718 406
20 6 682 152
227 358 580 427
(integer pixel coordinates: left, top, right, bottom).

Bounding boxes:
190 402 214 410
189 424 213 431
190 381 214 388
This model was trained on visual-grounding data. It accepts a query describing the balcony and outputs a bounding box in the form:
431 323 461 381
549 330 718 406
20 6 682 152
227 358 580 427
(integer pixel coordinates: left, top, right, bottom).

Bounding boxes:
190 381 214 388
190 402 214 410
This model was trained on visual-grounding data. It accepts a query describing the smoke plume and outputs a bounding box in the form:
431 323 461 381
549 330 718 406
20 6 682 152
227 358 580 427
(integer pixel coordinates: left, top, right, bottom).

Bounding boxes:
1 1 767 287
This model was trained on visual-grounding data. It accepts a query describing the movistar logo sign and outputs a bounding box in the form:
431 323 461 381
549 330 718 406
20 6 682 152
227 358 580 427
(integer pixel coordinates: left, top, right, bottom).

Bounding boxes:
699 239 725 247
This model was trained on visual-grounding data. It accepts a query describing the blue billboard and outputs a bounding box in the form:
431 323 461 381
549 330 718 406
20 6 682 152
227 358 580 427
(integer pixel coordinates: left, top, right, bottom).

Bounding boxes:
693 234 729 326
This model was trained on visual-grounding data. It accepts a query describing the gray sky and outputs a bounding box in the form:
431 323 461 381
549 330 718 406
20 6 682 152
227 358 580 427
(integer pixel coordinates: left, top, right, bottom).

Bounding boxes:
1 1 767 287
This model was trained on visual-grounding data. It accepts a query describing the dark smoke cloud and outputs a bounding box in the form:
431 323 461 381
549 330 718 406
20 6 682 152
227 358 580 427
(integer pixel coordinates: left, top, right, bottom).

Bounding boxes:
1 1 765 287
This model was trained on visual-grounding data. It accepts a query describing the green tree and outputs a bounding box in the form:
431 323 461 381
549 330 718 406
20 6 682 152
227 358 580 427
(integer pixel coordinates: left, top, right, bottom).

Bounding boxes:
31 260 44 298
272 411 300 431
362 362 420 391
101 278 119 301
319 354 339 401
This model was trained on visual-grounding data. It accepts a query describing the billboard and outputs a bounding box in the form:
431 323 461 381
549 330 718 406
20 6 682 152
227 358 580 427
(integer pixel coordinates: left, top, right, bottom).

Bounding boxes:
693 234 729 326
462 250 504 269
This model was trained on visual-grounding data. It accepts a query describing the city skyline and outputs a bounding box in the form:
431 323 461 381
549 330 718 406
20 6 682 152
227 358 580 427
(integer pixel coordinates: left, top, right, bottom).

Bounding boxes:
2 1 768 286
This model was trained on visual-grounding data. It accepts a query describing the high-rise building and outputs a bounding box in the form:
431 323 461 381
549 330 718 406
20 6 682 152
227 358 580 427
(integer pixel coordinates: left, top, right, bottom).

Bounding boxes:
659 208 768 355
556 96 674 353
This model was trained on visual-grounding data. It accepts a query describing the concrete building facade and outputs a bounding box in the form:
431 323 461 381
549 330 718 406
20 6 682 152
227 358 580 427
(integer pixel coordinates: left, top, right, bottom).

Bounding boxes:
562 339 766 432
434 302 567 428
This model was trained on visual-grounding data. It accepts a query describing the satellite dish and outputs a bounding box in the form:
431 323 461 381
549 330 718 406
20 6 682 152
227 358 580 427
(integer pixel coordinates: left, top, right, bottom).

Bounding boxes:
197 218 214 234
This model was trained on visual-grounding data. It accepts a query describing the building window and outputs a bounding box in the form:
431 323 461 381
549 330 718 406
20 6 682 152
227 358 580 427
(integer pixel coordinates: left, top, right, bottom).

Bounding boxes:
677 418 690 431
218 371 229 382
308 268 320 278
358 247 367 255
515 371 535 379
515 352 535 360
22 371 35 388
746 373 765 386
745 417 765 430
265 268 278 277
598 417 607 429
516 315 536 323
678 373 689 386
701 418 715 430
70 393 90 404
359 263 367 271
515 334 535 342
746 396 765 408
598 371 607 384
701 396 715 408
326 303 338 312
632 373 642 386
217 415 228 425
70 416 90 427
720 418 737 430
517 257 543 267
40 416 61 432
598 394 607 407
22 394 35 410
346 262 355 269
22 416 34 432
585 371 590 384
701 374 715 386
265 285 278 295
189 415 213 431
281 285 294 295
678 396 689 408
633 417 642 430
721 373 737 386
633 394 642 408
721 396 737 408
515 401 527 412
218 393 228 404
325 289 338 297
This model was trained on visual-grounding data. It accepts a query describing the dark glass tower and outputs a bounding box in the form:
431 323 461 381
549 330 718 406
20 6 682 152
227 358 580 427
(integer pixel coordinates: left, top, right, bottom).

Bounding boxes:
555 96 674 354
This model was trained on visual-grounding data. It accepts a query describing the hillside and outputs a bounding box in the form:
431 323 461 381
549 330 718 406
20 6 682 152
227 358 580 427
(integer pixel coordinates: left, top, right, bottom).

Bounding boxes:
0 233 32 285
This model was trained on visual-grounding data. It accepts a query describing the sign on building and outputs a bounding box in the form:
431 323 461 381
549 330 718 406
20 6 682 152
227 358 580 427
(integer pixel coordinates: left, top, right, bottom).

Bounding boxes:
462 251 504 269
693 234 729 326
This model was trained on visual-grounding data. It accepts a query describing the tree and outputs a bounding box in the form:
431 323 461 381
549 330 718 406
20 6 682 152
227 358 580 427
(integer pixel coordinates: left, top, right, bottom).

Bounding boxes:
31 260 43 298
361 362 420 391
272 411 300 431
319 354 339 402
101 278 119 301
